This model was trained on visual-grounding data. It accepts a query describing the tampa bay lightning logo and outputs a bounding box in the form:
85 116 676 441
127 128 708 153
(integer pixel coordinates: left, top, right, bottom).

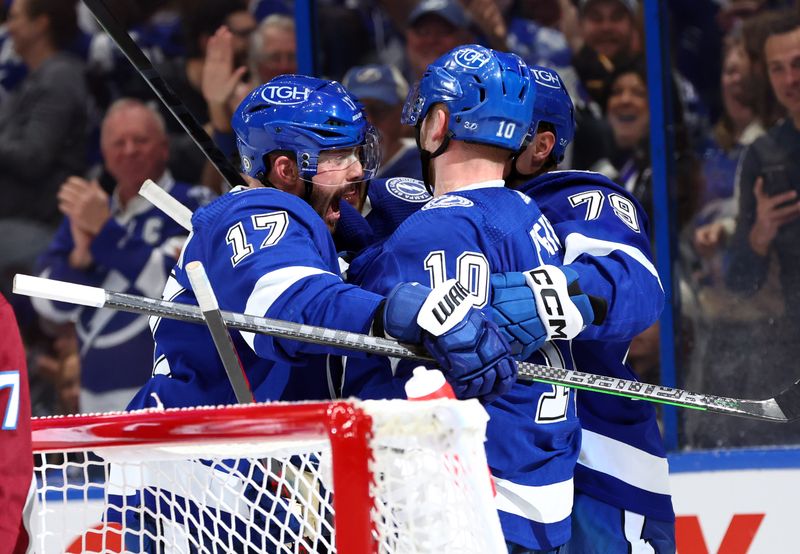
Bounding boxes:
421 195 474 210
453 47 490 70
386 178 430 203
260 84 312 105
531 68 561 89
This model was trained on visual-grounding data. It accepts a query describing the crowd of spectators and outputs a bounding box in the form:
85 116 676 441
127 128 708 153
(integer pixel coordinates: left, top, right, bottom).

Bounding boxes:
3 0 800 450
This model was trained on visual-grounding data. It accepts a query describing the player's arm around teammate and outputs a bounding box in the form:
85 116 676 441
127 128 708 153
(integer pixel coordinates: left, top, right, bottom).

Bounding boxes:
136 76 516 410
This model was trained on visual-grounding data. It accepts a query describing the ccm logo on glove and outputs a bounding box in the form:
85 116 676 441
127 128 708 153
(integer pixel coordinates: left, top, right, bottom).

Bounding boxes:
417 279 474 336
524 266 585 340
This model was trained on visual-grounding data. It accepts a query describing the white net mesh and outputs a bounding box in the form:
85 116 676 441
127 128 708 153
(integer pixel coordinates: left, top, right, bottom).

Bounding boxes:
32 400 504 554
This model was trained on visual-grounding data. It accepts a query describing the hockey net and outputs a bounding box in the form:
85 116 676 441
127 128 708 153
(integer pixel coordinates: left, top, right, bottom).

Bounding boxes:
31 399 505 553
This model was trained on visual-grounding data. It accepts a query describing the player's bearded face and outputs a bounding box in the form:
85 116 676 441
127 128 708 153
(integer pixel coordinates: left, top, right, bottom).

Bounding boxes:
310 148 365 232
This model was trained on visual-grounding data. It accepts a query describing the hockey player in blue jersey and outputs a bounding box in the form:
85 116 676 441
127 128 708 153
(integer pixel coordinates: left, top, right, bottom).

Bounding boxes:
128 74 516 411
494 65 674 552
112 74 517 552
343 46 601 553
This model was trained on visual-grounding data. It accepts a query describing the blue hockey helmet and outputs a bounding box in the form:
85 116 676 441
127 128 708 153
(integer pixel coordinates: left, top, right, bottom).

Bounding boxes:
529 65 575 164
401 44 536 153
232 74 380 184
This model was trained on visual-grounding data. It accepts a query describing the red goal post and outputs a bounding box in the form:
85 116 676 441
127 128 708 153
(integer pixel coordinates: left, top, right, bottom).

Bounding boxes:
31 399 505 553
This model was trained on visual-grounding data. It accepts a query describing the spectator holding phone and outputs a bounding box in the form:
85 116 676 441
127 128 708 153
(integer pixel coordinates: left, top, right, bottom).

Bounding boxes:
727 14 800 311
721 12 800 446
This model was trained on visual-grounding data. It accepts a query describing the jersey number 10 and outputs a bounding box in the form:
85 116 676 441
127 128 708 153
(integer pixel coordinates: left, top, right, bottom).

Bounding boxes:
423 251 571 423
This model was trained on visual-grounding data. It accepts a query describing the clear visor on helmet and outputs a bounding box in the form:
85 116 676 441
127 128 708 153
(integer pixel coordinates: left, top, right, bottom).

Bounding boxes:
301 126 381 185
401 81 424 126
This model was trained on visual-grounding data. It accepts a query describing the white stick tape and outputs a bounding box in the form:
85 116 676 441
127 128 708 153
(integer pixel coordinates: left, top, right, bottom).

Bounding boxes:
186 261 219 312
13 274 106 308
139 179 193 231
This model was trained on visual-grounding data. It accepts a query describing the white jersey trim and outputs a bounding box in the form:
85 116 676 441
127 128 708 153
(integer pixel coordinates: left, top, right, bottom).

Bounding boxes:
241 266 334 352
578 429 671 496
562 232 663 291
493 476 573 524
456 179 506 192
624 511 657 553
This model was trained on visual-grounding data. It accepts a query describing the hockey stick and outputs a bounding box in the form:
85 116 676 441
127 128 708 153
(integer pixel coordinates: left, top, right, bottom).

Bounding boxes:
140 179 193 231
184 262 320 534
186 261 254 404
82 0 246 190
13 274 800 422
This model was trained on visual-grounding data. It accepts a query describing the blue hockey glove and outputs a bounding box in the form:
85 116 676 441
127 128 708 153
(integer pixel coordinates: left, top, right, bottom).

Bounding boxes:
490 265 606 360
383 280 517 403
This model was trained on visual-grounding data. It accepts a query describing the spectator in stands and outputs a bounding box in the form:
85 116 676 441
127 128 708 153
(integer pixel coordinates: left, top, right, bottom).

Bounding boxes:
342 64 421 182
0 0 87 300
249 14 296 85
404 0 473 82
741 8 790 129
497 1 619 172
572 0 640 106
727 13 800 314
604 57 698 230
138 0 255 185
719 14 800 446
33 99 214 413
694 34 765 263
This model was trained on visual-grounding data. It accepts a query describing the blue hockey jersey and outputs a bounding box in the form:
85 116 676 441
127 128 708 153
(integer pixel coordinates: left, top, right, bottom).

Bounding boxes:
34 176 213 410
376 140 423 182
127 186 385 411
335 176 431 253
345 181 580 550
517 170 673 522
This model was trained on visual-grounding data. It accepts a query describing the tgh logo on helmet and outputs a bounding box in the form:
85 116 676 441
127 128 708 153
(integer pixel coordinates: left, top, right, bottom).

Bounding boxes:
260 85 313 105
531 68 561 89
453 47 490 70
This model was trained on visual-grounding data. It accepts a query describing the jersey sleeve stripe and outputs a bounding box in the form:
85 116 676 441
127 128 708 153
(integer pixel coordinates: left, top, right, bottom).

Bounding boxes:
240 265 335 351
562 232 663 291
493 477 573 524
578 429 671 495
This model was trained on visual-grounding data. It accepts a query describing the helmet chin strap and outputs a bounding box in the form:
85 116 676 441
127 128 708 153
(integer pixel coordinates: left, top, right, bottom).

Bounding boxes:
505 156 536 188
415 125 452 195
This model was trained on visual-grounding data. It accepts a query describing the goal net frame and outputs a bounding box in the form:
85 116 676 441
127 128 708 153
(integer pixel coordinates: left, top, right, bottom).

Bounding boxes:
31 399 504 553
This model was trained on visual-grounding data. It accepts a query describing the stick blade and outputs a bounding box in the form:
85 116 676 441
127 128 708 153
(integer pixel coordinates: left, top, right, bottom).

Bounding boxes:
773 379 800 422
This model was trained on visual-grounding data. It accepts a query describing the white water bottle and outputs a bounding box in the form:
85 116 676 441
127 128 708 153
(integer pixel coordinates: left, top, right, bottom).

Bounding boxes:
405 366 456 400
